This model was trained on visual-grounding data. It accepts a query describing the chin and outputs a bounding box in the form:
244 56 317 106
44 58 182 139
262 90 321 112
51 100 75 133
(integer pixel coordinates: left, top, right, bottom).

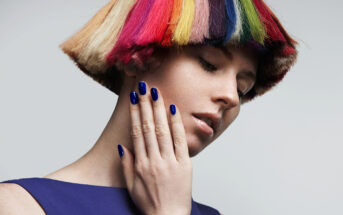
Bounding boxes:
186 134 209 157
188 148 201 157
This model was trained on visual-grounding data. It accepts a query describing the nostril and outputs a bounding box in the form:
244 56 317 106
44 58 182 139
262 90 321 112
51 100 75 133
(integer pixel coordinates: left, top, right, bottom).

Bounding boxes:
218 98 228 104
215 95 239 109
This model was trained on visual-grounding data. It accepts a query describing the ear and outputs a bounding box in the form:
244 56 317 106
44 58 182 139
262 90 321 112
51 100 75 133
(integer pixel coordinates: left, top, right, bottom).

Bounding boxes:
123 66 138 77
121 52 146 78
121 47 167 77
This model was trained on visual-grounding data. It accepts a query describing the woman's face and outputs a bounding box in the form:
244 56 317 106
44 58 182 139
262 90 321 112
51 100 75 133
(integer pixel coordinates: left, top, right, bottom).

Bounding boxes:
134 44 258 157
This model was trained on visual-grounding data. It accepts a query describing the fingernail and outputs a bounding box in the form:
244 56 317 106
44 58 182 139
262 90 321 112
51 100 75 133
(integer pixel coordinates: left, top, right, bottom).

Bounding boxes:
151 88 158 101
117 144 124 157
130 91 139 104
138 81 146 95
170 104 176 115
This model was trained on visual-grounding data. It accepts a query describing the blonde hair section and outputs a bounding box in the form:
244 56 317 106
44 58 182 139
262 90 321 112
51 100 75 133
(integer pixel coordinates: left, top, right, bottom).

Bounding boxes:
173 0 196 45
59 0 116 61
78 0 136 74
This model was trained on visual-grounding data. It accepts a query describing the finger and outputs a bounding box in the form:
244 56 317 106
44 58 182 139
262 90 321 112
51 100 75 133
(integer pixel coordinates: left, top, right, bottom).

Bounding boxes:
150 87 175 159
169 104 189 162
137 81 160 158
117 144 135 191
129 90 148 161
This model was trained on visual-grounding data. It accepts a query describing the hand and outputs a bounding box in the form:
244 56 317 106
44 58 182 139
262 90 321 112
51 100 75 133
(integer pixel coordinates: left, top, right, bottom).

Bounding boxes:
118 81 192 215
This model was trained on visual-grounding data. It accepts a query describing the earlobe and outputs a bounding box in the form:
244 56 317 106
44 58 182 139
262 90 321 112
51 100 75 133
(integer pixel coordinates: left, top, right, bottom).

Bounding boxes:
123 66 138 77
122 52 147 77
122 62 144 79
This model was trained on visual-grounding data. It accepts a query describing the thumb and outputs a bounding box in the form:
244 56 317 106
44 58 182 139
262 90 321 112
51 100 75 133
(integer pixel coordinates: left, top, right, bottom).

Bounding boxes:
117 144 134 190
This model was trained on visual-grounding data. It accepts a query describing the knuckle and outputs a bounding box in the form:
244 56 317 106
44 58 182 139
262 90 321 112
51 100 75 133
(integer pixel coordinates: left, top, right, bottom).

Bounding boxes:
142 120 154 133
130 124 142 139
149 162 166 176
165 160 177 171
155 125 169 137
135 159 147 174
173 135 185 145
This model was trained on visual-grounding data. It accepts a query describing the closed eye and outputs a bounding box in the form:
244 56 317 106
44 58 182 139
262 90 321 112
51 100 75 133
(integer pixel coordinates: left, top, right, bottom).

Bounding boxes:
198 56 246 99
197 56 217 72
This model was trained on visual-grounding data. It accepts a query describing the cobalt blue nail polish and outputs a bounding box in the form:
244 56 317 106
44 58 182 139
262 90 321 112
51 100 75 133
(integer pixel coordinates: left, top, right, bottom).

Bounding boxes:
117 144 124 157
151 88 158 101
130 91 139 104
138 81 146 95
170 104 176 115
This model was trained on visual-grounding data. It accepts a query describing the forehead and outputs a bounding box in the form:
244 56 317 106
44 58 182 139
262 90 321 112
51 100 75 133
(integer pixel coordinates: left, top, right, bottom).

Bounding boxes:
224 43 259 62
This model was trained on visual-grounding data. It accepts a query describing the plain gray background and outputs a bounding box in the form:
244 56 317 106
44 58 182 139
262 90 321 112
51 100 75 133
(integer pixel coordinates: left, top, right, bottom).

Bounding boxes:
1 0 342 214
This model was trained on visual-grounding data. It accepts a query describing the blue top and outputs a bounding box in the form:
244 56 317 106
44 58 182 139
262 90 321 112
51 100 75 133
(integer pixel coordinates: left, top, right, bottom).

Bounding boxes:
1 177 220 215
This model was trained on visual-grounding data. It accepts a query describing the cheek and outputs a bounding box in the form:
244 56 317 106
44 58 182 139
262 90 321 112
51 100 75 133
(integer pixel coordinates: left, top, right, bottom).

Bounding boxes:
144 60 202 109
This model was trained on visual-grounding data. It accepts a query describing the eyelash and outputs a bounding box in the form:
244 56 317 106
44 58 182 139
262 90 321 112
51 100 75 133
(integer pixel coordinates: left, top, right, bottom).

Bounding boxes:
198 56 217 72
197 56 245 99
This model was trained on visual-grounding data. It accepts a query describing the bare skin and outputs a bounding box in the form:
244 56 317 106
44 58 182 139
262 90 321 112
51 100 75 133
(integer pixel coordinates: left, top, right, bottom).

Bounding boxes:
0 44 258 214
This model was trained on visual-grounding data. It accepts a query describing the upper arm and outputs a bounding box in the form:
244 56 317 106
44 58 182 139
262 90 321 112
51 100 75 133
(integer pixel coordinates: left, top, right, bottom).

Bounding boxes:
0 183 19 214
0 183 45 215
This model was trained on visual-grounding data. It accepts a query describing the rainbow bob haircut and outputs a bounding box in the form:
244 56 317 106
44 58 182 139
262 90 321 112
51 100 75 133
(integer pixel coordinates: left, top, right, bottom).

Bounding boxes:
60 0 298 104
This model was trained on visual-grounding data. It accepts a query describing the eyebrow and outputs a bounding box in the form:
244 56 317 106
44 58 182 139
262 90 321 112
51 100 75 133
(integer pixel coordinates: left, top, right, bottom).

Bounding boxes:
214 46 257 80
216 46 233 61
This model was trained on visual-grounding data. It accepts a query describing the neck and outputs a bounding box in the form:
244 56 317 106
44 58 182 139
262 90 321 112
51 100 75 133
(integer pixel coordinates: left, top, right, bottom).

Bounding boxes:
45 78 136 188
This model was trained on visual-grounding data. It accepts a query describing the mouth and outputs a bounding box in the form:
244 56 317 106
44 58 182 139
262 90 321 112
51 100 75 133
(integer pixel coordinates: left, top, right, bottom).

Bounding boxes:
192 113 220 137
192 115 214 136
193 115 219 137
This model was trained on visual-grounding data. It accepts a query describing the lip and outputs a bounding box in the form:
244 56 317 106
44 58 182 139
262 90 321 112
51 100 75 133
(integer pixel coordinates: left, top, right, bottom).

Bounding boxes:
192 112 221 136
192 115 214 136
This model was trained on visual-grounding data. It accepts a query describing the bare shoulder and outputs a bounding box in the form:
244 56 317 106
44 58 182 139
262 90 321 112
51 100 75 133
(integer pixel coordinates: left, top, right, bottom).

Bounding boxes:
0 183 45 215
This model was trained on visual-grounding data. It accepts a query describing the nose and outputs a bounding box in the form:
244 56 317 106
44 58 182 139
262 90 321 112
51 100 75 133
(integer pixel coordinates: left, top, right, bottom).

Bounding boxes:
211 79 240 110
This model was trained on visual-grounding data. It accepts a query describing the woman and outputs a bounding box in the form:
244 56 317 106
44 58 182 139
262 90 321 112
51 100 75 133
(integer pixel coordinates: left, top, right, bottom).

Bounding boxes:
0 0 298 214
